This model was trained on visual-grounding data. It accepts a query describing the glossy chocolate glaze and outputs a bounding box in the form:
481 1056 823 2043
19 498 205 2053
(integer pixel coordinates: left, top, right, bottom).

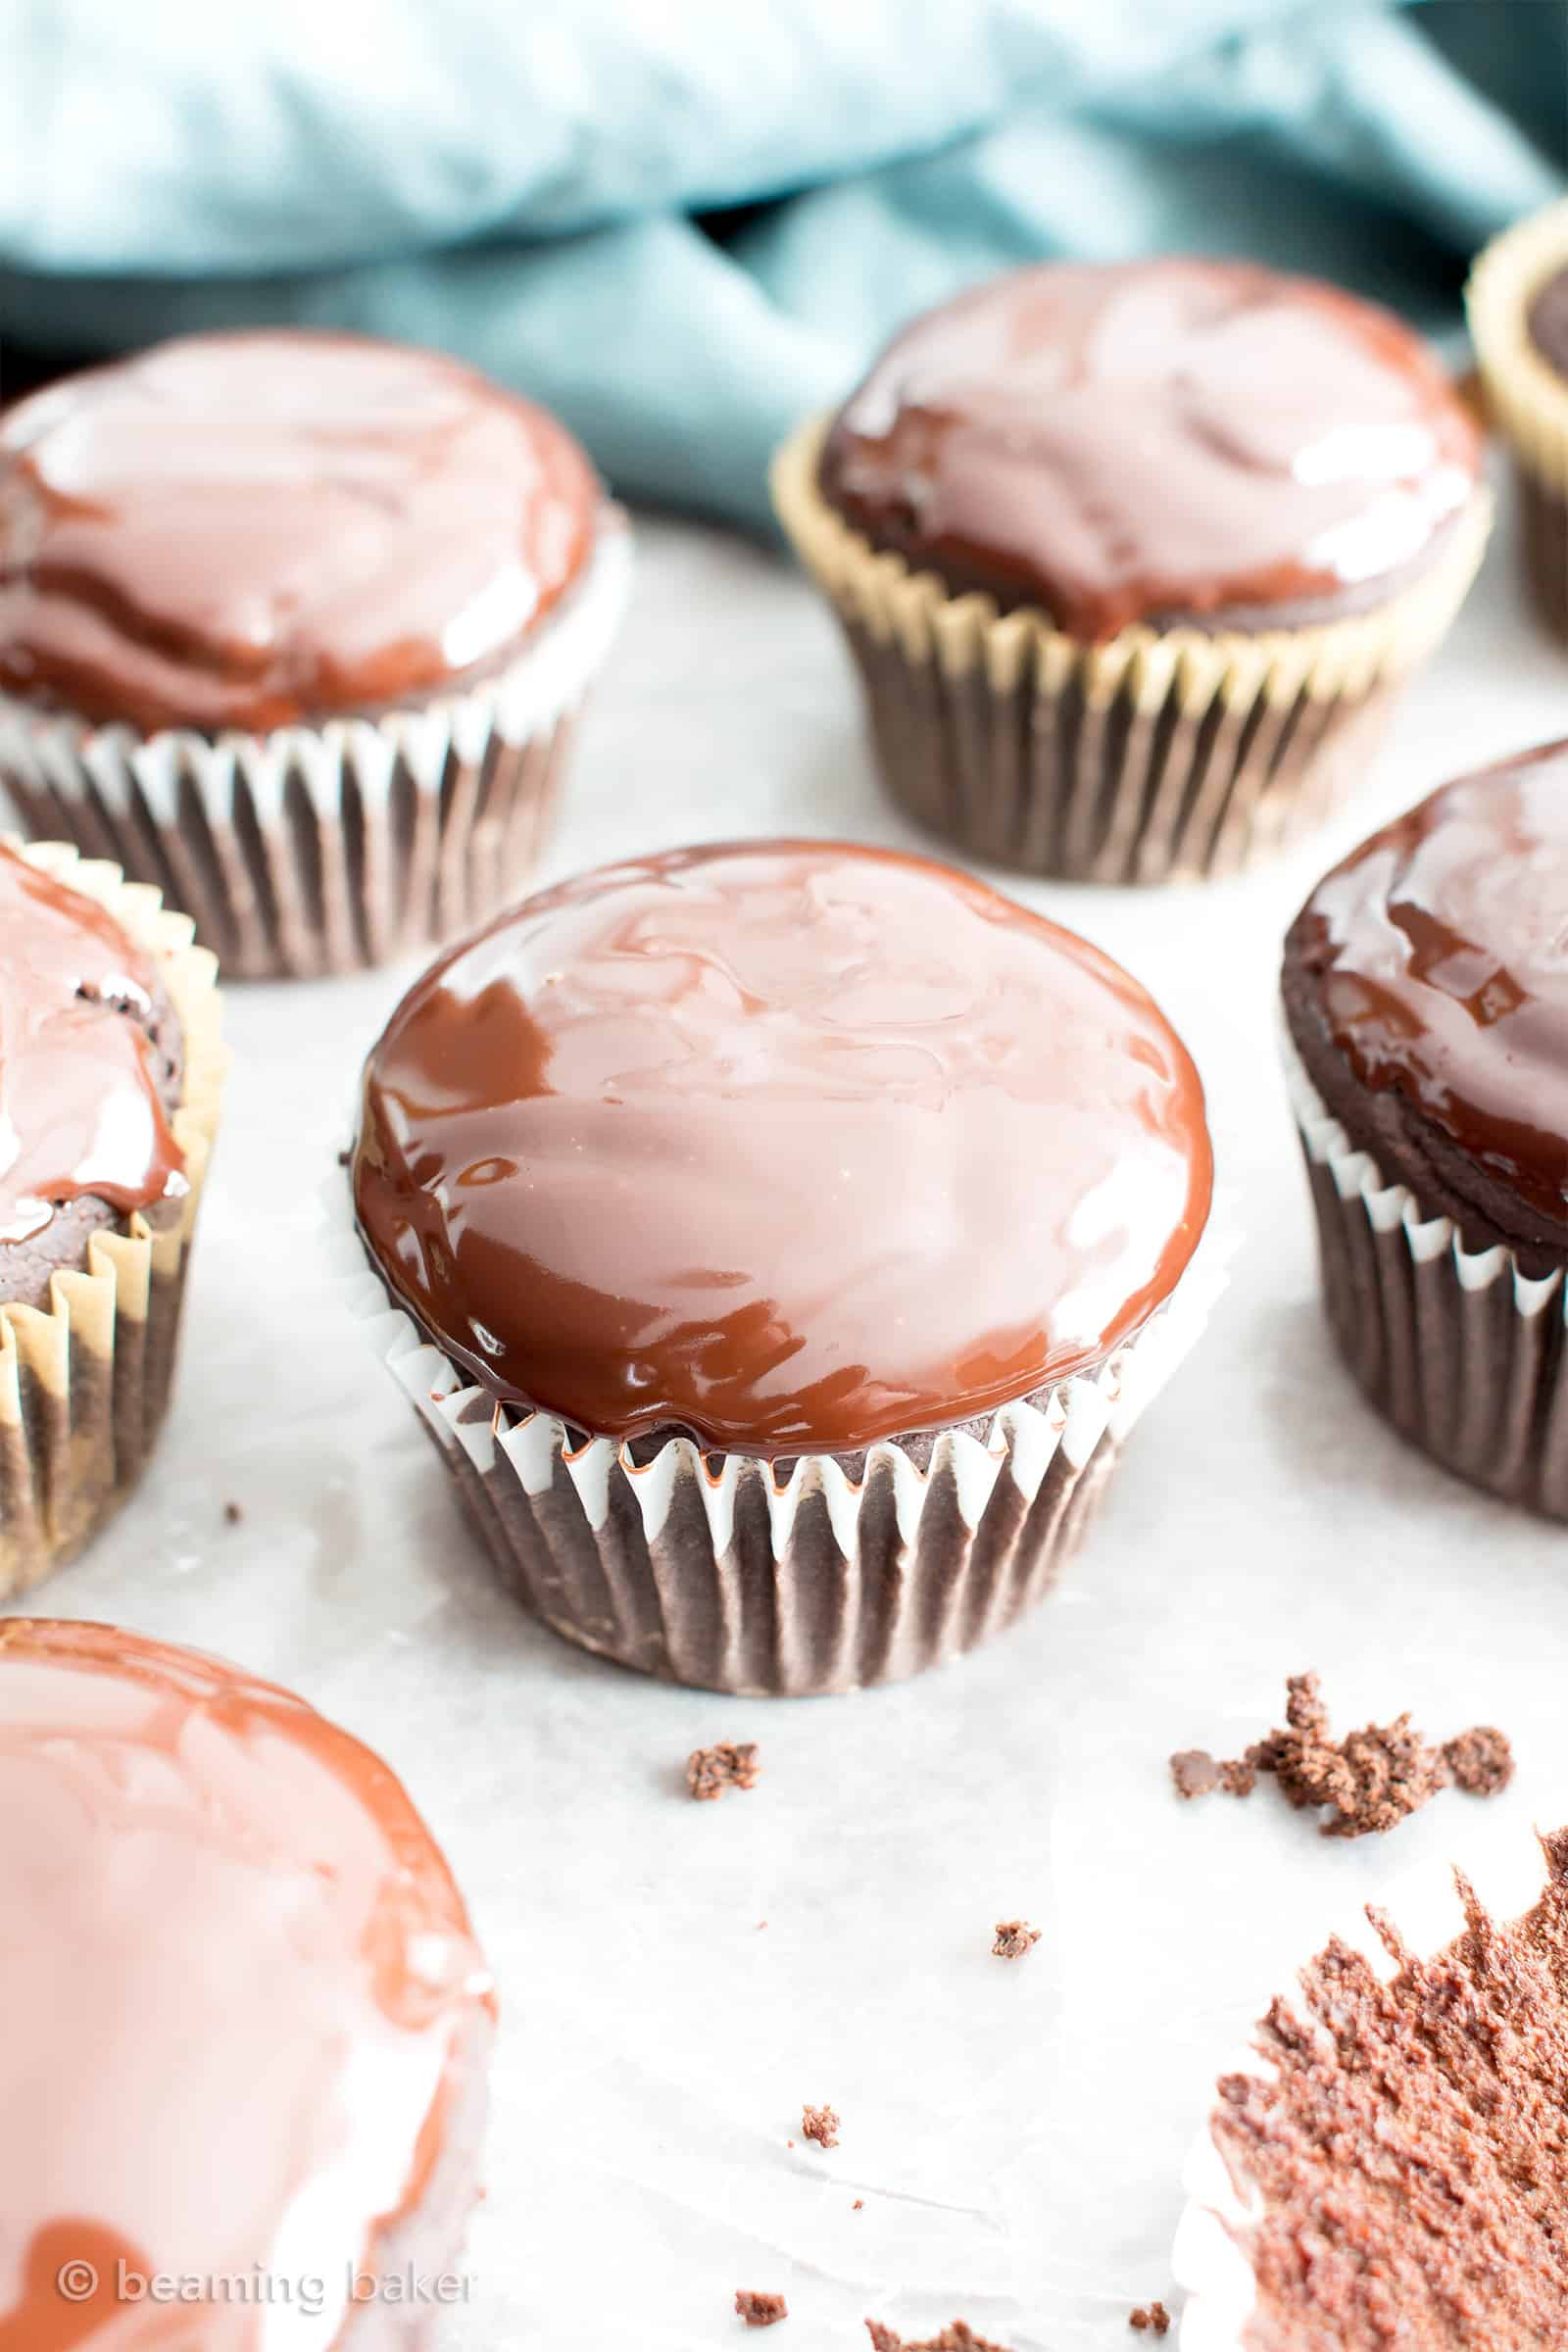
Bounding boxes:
1284 740 1568 1256
1527 259 1568 383
0 1618 494 2352
0 330 600 733
0 846 184 1252
353 839 1212 1456
819 259 1481 641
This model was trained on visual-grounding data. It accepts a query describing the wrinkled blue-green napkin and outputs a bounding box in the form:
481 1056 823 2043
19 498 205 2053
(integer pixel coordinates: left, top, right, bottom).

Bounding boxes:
1 0 1561 525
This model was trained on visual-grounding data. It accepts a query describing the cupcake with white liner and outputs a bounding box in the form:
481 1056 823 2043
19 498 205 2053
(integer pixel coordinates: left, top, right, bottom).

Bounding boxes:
774 258 1489 885
1283 738 1568 1517
343 838 1221 1696
0 1617 494 2349
1174 1810 1564 2348
1468 196 1568 645
0 329 630 979
0 837 223 1594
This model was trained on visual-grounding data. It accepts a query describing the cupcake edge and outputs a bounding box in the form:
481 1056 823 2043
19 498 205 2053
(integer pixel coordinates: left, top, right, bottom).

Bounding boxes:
771 416 1491 885
1171 1812 1555 2350
333 1163 1231 1698
1283 1024 1568 1519
0 510 633 981
0 841 225 1595
1468 198 1568 642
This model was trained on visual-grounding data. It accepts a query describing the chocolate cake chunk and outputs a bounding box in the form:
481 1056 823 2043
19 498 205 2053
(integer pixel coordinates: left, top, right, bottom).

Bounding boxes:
801 2102 840 2149
991 1920 1041 1960
1171 1750 1222 1800
1206 1830 1568 2348
1444 1726 1515 1797
735 2289 788 2328
687 1742 760 1801
863 2325 1014 2352
1129 2305 1170 2336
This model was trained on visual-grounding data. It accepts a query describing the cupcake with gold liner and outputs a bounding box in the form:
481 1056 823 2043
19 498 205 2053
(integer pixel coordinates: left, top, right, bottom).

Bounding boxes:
0 328 630 979
0 839 223 1594
342 837 1224 1697
1173 1811 1565 2349
1467 196 1568 643
773 259 1489 885
1283 738 1568 1519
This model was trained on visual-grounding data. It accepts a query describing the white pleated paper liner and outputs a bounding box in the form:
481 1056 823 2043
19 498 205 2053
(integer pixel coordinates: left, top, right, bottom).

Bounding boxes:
1172 1814 1555 2350
1284 1028 1568 1517
330 1170 1232 1697
0 513 632 982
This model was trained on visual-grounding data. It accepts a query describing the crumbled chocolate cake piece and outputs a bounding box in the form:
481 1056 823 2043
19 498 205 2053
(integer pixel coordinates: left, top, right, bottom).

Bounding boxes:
1444 1724 1515 1797
1177 1673 1513 1838
991 1919 1041 1960
687 1741 760 1801
222 1500 242 1526
801 2102 840 2149
853 2198 864 2211
1170 1749 1220 1799
1211 1828 1568 2347
1128 2303 1170 2335
734 2289 788 2328
862 2325 1014 2352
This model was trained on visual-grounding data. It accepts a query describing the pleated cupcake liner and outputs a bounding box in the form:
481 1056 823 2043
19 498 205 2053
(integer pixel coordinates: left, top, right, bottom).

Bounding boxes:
0 843 225 1598
1286 1031 1568 1517
1468 198 1568 646
771 417 1491 885
0 514 632 981
1171 1817 1553 2350
333 1183 1230 1697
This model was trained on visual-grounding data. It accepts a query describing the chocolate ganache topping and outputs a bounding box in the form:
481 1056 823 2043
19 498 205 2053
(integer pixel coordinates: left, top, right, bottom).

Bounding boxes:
353 840 1213 1455
0 845 184 1250
819 259 1481 641
0 1618 494 2352
1284 740 1568 1255
0 329 600 733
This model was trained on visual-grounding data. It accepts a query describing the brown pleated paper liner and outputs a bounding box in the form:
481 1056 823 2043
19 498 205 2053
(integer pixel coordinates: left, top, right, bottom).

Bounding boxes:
339 1199 1227 1698
0 515 631 981
0 844 224 1597
771 417 1490 884
1468 198 1568 647
1287 1032 1568 1519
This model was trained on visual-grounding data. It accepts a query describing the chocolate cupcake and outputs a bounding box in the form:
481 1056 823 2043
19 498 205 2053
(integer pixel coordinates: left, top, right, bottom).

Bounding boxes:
0 1617 493 2344
1283 738 1568 1517
1468 197 1568 645
344 839 1218 1696
0 329 631 978
1175 1818 1561 2349
0 840 222 1593
774 260 1489 885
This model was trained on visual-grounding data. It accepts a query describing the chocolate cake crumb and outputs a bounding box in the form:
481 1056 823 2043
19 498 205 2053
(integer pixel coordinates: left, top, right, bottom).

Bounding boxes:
1212 1827 1568 2346
735 2289 788 2328
687 1741 760 1801
801 2102 840 2149
992 1919 1041 1960
863 2324 1014 2352
1170 1749 1220 1799
853 2197 864 2211
222 1500 242 1526
1129 2303 1170 2335
1444 1724 1515 1797
1177 1673 1513 1838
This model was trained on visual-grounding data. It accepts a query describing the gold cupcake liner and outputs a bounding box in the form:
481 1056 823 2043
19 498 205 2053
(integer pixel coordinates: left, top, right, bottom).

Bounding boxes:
337 1193 1228 1697
0 516 631 980
1467 197 1568 642
771 417 1491 883
1286 1030 1568 1519
0 843 224 1596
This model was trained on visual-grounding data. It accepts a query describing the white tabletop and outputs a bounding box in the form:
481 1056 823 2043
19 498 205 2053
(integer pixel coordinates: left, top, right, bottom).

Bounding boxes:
38 457 1568 2351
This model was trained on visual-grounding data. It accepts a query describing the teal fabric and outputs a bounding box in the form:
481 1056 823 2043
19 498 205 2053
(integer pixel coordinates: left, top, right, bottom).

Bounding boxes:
1 0 1562 527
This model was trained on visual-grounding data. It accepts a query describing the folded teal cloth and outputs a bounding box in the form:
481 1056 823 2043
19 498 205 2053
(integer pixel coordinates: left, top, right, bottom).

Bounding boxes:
1 1 1560 526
